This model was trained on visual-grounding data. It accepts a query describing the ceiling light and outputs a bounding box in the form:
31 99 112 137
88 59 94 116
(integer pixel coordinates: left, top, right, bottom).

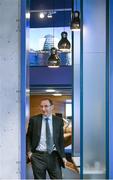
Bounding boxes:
45 89 56 92
47 12 52 18
39 12 45 19
52 93 62 96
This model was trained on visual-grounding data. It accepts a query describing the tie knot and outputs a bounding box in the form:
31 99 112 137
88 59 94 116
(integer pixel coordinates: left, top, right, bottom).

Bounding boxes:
45 117 49 121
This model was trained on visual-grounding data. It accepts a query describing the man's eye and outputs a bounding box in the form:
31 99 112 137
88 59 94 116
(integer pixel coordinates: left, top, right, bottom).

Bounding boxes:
40 105 51 108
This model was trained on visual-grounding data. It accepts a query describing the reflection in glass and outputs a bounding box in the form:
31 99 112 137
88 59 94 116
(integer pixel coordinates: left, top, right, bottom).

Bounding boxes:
29 27 72 66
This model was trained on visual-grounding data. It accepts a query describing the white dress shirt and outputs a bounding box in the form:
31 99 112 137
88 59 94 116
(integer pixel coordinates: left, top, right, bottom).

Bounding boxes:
36 115 53 151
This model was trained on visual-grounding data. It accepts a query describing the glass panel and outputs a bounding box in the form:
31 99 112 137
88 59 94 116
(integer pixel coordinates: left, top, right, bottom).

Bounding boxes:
73 30 80 176
83 53 106 178
83 0 106 178
30 27 72 66
73 30 80 156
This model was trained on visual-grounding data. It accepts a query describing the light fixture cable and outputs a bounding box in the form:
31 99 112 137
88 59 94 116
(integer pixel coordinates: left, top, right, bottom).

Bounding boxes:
47 0 61 68
76 0 77 10
58 0 71 52
53 0 55 47
70 0 80 31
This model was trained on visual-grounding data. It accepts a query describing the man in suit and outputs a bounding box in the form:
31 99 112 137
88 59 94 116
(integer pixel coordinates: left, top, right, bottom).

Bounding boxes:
26 98 67 179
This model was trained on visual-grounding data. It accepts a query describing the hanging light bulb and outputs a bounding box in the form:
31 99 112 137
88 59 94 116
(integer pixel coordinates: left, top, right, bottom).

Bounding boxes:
58 0 71 52
48 47 60 68
70 10 80 31
58 31 71 52
47 0 61 68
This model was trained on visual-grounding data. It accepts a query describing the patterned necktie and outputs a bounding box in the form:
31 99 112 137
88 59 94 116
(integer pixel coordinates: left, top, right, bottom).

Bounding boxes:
45 118 54 154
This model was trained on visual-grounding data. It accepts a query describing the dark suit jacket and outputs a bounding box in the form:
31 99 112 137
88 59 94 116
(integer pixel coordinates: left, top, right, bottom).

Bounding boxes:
26 114 65 167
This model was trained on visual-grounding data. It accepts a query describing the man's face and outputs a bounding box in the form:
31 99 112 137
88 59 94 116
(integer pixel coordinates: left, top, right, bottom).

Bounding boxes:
40 100 54 117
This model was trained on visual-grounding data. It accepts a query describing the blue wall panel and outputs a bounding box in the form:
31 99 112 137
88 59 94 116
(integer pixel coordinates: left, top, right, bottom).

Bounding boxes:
109 0 113 178
30 66 72 86
21 0 26 178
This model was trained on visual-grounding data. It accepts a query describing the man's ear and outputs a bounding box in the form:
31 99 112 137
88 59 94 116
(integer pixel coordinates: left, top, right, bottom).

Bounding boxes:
51 104 54 110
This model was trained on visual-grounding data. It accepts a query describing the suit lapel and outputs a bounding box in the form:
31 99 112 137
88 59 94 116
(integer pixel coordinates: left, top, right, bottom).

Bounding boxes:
36 115 42 137
52 115 57 142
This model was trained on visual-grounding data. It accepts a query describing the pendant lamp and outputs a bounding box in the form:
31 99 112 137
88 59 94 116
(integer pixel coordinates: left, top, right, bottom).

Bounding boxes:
58 31 71 52
48 47 60 68
47 0 61 68
58 0 71 52
70 10 80 31
70 0 80 31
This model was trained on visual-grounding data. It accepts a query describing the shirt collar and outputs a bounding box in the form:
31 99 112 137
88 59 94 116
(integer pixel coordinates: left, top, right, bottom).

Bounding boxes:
43 115 52 120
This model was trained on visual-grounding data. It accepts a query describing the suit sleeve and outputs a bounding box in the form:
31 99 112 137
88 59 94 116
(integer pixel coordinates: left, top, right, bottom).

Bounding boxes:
26 118 33 154
59 119 65 158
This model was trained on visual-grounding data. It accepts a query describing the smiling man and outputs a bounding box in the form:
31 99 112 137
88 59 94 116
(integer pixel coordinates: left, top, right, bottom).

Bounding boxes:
26 98 67 179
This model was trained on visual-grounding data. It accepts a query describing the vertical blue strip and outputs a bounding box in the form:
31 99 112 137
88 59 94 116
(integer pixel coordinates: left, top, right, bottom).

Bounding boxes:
80 0 83 179
21 0 26 179
72 0 74 157
106 0 109 178
72 31 74 156
109 0 113 178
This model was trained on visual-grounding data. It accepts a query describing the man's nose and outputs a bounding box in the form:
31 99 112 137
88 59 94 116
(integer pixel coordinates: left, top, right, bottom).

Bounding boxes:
42 106 46 110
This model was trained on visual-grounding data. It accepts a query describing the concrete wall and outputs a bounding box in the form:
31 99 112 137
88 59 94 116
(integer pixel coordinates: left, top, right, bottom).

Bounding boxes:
0 0 21 178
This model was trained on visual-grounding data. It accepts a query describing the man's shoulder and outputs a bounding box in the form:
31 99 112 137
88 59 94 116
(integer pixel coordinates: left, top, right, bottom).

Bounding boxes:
53 115 63 122
30 114 42 121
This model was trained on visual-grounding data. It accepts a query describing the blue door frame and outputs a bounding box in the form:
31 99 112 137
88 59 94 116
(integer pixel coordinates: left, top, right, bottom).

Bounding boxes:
20 0 111 179
21 0 27 179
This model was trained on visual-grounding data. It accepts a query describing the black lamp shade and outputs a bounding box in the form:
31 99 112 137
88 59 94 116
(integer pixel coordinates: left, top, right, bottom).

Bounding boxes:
48 47 60 68
58 31 71 52
70 11 80 31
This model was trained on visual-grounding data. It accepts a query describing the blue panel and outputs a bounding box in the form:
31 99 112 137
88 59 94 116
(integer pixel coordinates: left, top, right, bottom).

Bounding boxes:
30 0 72 10
21 0 30 179
21 0 26 179
30 66 72 86
83 0 106 52
30 11 71 28
109 0 113 178
30 0 72 28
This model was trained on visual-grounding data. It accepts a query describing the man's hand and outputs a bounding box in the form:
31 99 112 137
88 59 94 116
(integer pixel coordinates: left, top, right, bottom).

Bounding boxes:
28 152 32 160
62 157 67 167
